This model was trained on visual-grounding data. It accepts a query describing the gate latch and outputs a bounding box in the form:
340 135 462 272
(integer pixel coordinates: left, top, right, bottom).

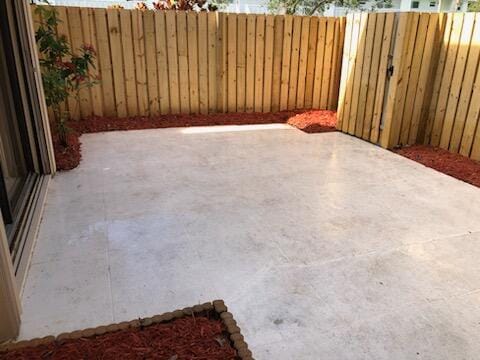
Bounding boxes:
387 65 394 77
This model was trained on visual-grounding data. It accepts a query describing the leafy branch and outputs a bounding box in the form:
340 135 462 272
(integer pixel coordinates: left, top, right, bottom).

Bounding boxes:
34 1 97 146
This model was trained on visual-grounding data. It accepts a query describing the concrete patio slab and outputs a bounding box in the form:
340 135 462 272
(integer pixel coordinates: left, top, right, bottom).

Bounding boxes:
19 125 480 359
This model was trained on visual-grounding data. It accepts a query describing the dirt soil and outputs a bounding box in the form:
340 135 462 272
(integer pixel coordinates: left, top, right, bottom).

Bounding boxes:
0 316 237 360
53 110 337 171
394 145 480 188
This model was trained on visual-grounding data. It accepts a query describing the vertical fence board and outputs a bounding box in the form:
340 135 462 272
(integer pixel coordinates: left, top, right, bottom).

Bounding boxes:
155 11 170 114
380 12 409 148
382 13 414 146
329 17 345 110
176 12 190 113
245 14 256 112
287 16 302 110
143 11 160 115
440 13 475 150
254 15 265 112
198 12 209 114
271 15 284 112
227 14 237 112
187 12 200 114
370 13 394 143
207 12 217 113
216 13 227 112
86 8 103 116
79 8 94 117
348 13 367 135
165 11 180 114
67 7 88 119
395 13 419 145
341 14 359 132
355 13 375 138
107 9 127 117
472 128 480 160
424 13 452 144
144 10 159 115
320 19 335 110
430 13 464 146
280 15 293 111
119 10 138 116
449 14 480 153
304 17 318 109
94 8 115 117
362 13 384 140
263 15 275 112
460 15 480 157
400 13 428 144
131 10 148 116
313 18 327 109
236 14 247 112
56 7 76 118
54 8 69 118
416 13 447 143
296 17 310 109
337 14 353 130
408 13 437 144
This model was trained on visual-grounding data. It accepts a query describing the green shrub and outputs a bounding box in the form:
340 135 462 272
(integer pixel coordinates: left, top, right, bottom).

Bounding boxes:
35 1 97 145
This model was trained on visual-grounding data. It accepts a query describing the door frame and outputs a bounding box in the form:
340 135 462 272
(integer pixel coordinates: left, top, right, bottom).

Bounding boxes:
0 0 55 342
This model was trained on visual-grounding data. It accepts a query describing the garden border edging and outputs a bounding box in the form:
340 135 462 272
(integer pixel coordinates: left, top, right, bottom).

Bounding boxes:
0 300 253 360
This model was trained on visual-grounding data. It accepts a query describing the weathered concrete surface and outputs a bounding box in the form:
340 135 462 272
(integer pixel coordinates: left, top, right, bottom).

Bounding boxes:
20 125 480 359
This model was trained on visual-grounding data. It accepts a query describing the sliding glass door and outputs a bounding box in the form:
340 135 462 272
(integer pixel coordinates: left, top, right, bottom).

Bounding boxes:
0 0 54 284
0 39 36 242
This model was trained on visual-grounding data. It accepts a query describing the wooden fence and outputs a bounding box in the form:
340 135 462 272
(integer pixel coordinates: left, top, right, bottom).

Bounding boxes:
338 11 480 160
424 12 480 161
31 6 345 120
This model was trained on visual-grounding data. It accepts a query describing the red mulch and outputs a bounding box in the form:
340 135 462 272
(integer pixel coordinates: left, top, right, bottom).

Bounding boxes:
286 110 337 133
53 110 337 171
0 316 237 360
52 130 82 171
394 145 480 188
73 110 337 134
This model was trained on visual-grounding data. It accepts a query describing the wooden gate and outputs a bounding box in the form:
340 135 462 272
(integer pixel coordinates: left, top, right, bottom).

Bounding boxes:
337 12 396 145
337 12 443 150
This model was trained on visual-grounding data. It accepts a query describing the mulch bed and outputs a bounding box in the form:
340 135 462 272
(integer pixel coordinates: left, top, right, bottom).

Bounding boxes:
53 111 480 190
52 131 81 171
0 317 234 360
0 301 251 360
286 110 337 133
394 145 480 188
73 110 337 134
54 110 337 171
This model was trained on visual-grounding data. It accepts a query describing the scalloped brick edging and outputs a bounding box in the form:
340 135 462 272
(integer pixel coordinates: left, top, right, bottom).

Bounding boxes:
0 300 253 360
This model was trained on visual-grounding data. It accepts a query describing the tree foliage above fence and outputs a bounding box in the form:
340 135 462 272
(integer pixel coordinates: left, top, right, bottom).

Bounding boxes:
267 0 392 15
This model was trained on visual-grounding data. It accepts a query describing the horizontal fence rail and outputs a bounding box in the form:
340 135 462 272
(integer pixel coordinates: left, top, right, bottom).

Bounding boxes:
31 6 345 120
